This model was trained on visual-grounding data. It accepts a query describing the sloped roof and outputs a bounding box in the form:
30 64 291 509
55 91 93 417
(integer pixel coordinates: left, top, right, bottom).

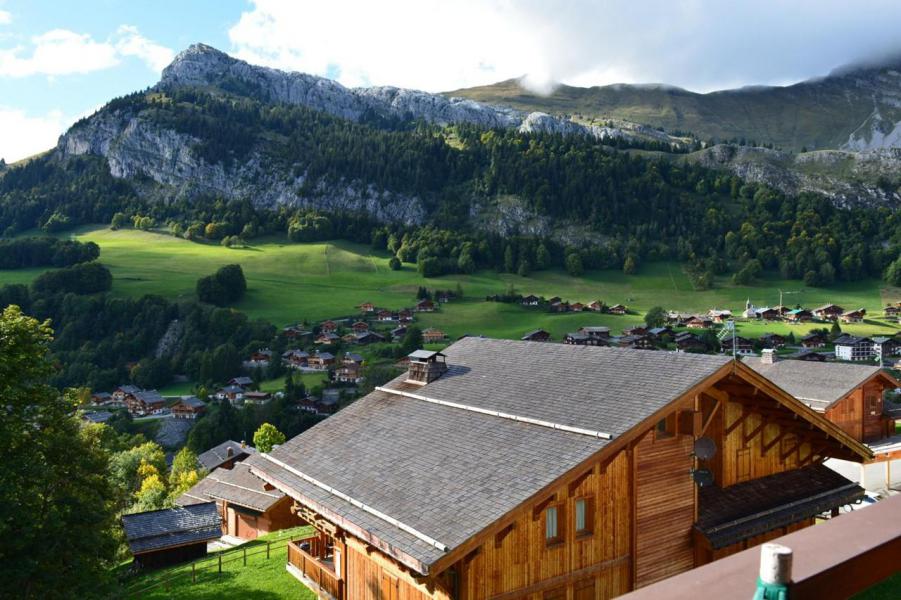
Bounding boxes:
122 502 221 554
176 396 205 409
743 357 885 411
198 440 255 471
250 337 733 574
176 462 285 512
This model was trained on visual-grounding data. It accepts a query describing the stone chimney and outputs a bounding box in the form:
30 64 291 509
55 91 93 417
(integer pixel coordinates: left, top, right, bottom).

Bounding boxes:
761 349 777 364
226 446 234 458
406 350 448 385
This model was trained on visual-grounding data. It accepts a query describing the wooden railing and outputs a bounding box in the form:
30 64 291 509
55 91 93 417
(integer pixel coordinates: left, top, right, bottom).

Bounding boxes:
288 538 343 599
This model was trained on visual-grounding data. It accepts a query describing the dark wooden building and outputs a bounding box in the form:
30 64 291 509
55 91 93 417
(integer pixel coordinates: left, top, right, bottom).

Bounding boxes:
198 440 255 472
122 502 221 570
521 329 552 342
249 338 869 599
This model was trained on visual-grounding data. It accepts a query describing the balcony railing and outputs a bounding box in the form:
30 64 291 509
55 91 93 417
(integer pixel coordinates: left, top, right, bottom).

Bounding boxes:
287 536 343 599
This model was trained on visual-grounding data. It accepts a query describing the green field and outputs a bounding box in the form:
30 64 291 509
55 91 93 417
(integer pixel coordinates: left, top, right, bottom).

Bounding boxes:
4 226 900 342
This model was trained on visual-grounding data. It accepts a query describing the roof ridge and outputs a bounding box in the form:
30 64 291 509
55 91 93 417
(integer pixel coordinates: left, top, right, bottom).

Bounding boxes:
375 386 615 440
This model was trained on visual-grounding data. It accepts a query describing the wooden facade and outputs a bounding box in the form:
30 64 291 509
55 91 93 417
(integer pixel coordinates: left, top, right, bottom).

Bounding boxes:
266 359 870 600
824 378 896 443
224 496 296 540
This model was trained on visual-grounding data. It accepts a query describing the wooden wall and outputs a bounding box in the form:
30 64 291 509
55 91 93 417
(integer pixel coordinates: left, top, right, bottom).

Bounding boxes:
344 536 451 600
225 497 299 540
824 380 892 443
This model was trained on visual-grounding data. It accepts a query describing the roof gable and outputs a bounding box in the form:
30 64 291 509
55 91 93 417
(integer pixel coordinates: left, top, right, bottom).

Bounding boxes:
122 502 220 554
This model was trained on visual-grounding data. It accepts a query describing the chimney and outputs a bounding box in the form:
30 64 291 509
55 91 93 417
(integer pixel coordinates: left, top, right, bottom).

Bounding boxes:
761 349 777 364
406 350 448 385
226 446 234 458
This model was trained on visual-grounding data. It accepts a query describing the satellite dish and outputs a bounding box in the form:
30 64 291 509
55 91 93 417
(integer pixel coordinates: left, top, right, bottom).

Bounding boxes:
693 437 717 460
692 468 714 487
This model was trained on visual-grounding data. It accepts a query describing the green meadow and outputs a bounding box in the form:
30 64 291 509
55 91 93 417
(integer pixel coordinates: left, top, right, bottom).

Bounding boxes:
3 226 900 342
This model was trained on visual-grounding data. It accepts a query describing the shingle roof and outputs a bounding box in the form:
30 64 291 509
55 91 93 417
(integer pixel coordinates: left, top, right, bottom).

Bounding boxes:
122 502 221 554
176 396 205 409
250 337 732 573
197 440 255 471
743 357 883 411
175 463 285 512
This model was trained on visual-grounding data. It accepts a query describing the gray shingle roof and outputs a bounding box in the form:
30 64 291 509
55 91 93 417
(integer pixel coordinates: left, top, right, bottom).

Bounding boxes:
743 357 883 411
197 440 255 471
250 337 733 573
122 502 221 554
176 463 285 512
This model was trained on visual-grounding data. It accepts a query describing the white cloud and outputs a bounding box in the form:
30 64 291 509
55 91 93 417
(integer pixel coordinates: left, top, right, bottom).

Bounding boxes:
227 0 901 94
0 10 11 25
0 25 173 78
0 107 72 162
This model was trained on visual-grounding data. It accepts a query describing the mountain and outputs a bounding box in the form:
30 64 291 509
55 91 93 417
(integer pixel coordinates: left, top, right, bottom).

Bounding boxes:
450 60 901 153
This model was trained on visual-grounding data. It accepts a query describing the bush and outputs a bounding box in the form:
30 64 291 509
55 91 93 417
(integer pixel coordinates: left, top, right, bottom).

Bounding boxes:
32 261 112 295
196 264 247 306
388 256 401 270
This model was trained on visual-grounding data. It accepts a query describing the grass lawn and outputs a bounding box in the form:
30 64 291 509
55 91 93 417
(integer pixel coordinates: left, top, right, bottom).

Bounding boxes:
158 381 198 397
117 526 316 599
853 572 901 600
4 226 899 341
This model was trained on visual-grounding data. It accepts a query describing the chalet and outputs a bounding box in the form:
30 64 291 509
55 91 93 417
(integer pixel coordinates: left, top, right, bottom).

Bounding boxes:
801 332 828 348
579 326 611 342
345 352 364 364
588 300 605 312
563 332 591 345
336 360 364 384
609 334 654 350
833 335 875 362
785 308 813 323
172 396 206 419
667 312 693 326
521 329 551 342
398 309 414 323
248 338 870 600
623 326 648 336
773 305 792 317
647 326 674 339
377 309 395 321
244 391 272 406
391 325 407 341
353 331 386 345
551 301 572 313
685 315 713 329
840 308 867 324
176 463 293 541
198 440 255 471
707 309 732 324
521 294 541 306
547 296 563 307
216 385 245 404
320 320 338 333
352 321 370 333
315 332 340 345
674 331 705 352
247 349 273 368
112 385 141 403
358 302 375 313
871 336 899 362
91 391 111 405
422 328 448 344
884 305 900 319
81 410 114 424
785 349 828 362
756 307 782 321
570 302 585 312
229 376 254 389
759 332 786 349
282 325 312 340
813 304 845 320
122 503 221 570
283 349 310 369
608 303 627 315
745 351 900 489
720 335 754 356
308 352 336 370
415 299 436 312
125 390 166 416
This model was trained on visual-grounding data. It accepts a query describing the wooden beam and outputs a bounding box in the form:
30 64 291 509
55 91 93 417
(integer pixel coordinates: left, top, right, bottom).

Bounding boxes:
494 523 514 549
761 427 787 456
742 420 767 444
699 396 722 437
724 406 750 437
780 438 803 461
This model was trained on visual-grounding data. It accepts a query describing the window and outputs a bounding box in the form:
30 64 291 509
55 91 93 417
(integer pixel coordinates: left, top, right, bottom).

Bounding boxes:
867 395 878 416
575 496 594 536
545 505 563 545
655 413 675 439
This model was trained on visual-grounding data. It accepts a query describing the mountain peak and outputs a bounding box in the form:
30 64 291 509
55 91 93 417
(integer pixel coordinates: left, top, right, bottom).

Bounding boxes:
160 43 238 87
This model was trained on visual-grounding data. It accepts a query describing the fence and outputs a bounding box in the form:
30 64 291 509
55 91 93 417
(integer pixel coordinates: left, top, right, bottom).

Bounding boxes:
124 526 314 598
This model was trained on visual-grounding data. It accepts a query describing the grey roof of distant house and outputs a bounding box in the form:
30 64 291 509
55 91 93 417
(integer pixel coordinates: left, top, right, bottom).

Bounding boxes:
230 376 254 386
198 440 255 471
249 337 732 573
117 385 141 395
177 396 205 409
122 502 221 554
743 356 884 411
82 411 114 423
176 463 285 512
134 390 164 404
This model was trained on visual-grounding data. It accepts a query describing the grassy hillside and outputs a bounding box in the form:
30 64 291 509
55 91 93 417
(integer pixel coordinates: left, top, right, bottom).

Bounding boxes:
2 226 899 342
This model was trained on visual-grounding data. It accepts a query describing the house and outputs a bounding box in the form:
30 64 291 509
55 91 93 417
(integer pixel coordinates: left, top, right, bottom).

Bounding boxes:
884 305 900 319
647 326 674 339
422 328 448 344
198 440 256 471
172 396 206 419
570 302 585 312
377 309 394 321
801 332 828 348
112 385 141 403
352 321 370 333
667 312 693 326
871 336 899 362
707 309 732 323
122 502 221 570
841 308 867 324
353 331 386 345
81 410 114 424
216 385 245 404
248 338 870 600
588 300 605 312
622 326 648 336
550 301 572 313
608 303 627 315
415 299 436 312
437 293 452 304
244 391 272 406
175 463 294 541
756 307 782 321
398 309 413 323
283 349 310 369
785 308 813 323
745 351 900 490
90 391 112 405
563 332 591 345
308 352 336 370
391 325 407 341
521 329 551 342
609 334 654 350
125 390 166 416
344 352 364 365
320 320 338 333
547 296 563 307
674 331 705 352
336 360 364 384
247 349 272 368
759 332 786 349
833 335 875 362
282 325 312 340
685 315 713 329
521 294 541 306
785 349 828 362
813 304 845 320
579 326 611 342
720 335 754 356
358 302 375 313
315 332 340 345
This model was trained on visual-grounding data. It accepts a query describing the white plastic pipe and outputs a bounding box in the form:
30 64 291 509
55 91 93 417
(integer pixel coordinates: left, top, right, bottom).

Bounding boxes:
759 543 793 585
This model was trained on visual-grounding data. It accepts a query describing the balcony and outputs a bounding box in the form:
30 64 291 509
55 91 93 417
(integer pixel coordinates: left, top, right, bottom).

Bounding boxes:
287 534 343 599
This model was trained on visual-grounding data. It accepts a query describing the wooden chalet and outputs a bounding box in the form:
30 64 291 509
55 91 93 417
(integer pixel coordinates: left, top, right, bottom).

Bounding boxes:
813 304 845 320
588 300 604 312
316 332 340 345
570 302 585 312
872 336 899 361
623 326 648 337
884 305 900 318
229 376 254 389
707 309 732 324
609 334 653 350
398 309 414 322
247 349 273 367
321 320 339 333
674 331 705 352
391 325 408 341
172 396 206 419
244 391 272 405
422 328 448 344
759 333 786 349
578 326 611 341
551 301 572 313
112 384 141 403
198 440 255 472
215 385 245 403
176 463 294 541
352 321 370 333
521 329 552 342
308 352 336 370
122 503 221 570
563 332 591 345
785 349 828 362
840 308 866 324
283 349 310 369
685 315 713 329
720 336 754 356
647 326 674 339
353 331 386 345
608 303 627 315
336 355 365 383
801 332 827 348
358 302 376 313
415 299 437 312
785 309 813 323
521 294 541 306
125 389 166 417
248 338 870 600
377 309 395 321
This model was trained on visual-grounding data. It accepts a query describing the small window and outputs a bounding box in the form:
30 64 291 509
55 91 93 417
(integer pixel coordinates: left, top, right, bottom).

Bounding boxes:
655 414 675 439
575 497 593 536
545 505 563 545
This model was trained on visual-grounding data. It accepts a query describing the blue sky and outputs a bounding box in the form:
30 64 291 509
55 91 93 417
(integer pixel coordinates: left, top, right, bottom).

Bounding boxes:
3 0 901 162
